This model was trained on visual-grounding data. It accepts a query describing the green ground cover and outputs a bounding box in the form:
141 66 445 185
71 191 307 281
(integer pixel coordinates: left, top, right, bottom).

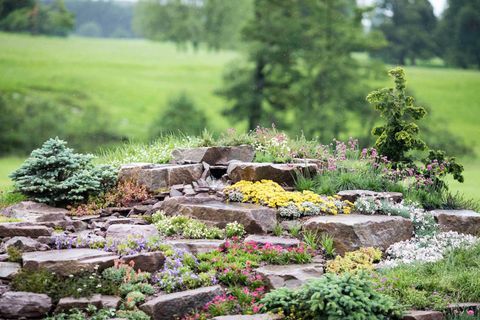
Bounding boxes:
0 33 478 201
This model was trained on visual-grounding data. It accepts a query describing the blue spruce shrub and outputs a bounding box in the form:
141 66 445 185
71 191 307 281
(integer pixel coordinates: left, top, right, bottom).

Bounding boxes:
10 138 117 206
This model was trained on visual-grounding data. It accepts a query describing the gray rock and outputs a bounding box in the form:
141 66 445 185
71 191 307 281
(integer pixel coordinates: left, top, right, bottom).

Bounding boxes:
55 295 121 313
227 162 317 186
0 223 52 238
4 236 50 252
118 163 203 193
120 251 165 272
0 261 21 279
303 214 413 255
1 201 68 223
172 146 255 165
212 315 281 320
165 239 225 254
337 190 403 203
402 310 444 320
432 210 480 236
160 197 277 234
244 235 300 248
140 285 223 320
22 249 118 276
106 224 159 241
0 291 52 319
255 263 324 289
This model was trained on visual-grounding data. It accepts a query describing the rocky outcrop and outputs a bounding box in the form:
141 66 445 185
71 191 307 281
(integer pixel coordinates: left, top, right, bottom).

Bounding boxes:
303 214 413 255
432 210 480 236
106 224 159 241
402 310 444 320
337 190 403 203
0 291 52 319
255 263 324 289
165 239 225 254
22 249 118 276
55 295 121 313
212 315 282 320
0 223 52 238
160 196 277 234
120 251 165 272
4 236 50 252
244 235 300 248
140 285 223 320
172 146 255 165
227 162 317 186
1 201 68 224
118 163 203 192
0 262 21 279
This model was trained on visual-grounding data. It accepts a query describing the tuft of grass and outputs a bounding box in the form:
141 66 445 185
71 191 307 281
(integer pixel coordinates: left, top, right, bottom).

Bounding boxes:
302 230 320 251
272 223 284 237
320 233 336 258
288 223 302 238
0 188 26 209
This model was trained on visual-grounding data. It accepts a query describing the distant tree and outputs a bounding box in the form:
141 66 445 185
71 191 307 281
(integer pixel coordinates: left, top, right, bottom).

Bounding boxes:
0 0 34 20
77 21 102 37
373 0 437 65
149 93 208 138
437 0 480 68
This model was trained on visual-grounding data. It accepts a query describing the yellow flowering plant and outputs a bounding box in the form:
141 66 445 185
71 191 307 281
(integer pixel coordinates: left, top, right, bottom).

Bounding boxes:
224 180 353 218
326 247 382 274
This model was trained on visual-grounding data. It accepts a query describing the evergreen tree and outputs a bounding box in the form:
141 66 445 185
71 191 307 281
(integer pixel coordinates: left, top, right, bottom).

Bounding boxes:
373 0 437 65
437 0 480 68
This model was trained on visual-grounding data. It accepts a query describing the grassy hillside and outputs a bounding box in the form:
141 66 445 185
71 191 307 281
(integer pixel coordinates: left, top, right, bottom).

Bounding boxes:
0 33 478 201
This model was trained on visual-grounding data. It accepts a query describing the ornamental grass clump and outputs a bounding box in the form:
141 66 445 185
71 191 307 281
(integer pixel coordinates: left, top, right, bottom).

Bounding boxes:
10 138 117 206
225 180 353 218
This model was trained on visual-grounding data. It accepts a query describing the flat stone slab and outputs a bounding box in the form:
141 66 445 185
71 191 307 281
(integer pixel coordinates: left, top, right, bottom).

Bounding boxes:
402 310 444 320
4 236 50 252
303 214 413 255
0 262 21 279
244 235 300 248
212 315 282 320
432 210 480 236
165 239 225 254
337 190 403 203
22 249 118 276
140 285 223 320
172 146 255 165
160 197 277 234
118 163 203 192
120 251 165 272
227 162 317 186
56 294 121 313
1 201 68 223
106 224 159 241
0 291 52 319
255 263 324 289
0 222 52 238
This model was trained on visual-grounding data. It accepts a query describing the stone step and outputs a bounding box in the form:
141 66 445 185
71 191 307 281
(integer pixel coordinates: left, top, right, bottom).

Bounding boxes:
172 146 254 165
165 239 225 254
106 224 159 241
119 163 204 193
0 262 21 280
255 263 324 289
244 235 300 248
337 190 403 203
432 210 480 236
227 162 317 186
22 249 118 276
160 196 277 234
140 285 223 320
55 294 121 313
303 214 413 255
0 223 52 238
402 310 444 320
0 292 52 319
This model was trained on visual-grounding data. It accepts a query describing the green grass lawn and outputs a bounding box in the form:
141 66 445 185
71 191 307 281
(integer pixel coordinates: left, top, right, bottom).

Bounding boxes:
0 33 478 202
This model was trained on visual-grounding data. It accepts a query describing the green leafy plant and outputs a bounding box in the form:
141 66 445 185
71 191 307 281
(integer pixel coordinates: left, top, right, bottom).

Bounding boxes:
10 138 117 206
302 230 320 251
261 272 403 319
152 211 225 239
225 221 246 238
287 223 302 238
272 223 284 237
367 67 427 164
320 233 336 258
6 246 22 262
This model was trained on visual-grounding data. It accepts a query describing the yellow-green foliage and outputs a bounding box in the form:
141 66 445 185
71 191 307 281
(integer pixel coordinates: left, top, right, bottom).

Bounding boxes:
224 180 353 216
0 215 22 223
326 247 382 274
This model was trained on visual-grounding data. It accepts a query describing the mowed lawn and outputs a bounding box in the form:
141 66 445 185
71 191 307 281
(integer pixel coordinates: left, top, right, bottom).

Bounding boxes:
0 33 478 201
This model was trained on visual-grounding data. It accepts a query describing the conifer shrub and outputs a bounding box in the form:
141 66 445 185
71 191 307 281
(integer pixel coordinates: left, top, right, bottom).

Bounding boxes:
10 138 117 206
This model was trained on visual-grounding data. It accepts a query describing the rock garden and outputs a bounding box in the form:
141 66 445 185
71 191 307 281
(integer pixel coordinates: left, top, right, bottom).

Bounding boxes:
1 70 479 320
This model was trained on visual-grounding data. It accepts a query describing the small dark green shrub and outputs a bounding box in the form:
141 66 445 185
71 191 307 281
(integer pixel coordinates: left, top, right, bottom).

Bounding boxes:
6 246 22 262
10 138 117 206
261 272 403 319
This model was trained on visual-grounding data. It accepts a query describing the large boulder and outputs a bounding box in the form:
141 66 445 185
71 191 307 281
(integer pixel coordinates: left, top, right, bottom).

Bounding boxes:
106 224 159 241
432 210 480 236
1 201 68 224
0 223 52 238
255 263 324 289
118 163 203 193
244 235 300 249
120 251 165 272
160 196 277 234
0 261 21 279
172 146 255 165
0 291 52 319
227 162 317 186
22 249 118 276
337 190 403 203
140 285 223 320
402 310 444 320
303 214 413 255
4 236 50 252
